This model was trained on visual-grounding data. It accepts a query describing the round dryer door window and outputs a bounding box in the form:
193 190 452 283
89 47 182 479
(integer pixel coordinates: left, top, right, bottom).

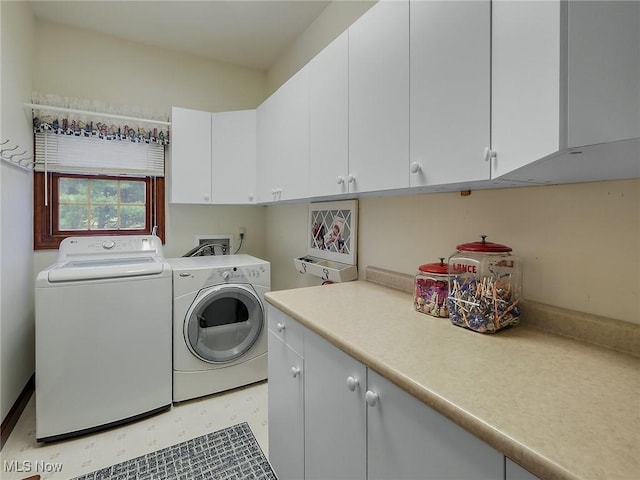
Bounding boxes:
184 284 264 364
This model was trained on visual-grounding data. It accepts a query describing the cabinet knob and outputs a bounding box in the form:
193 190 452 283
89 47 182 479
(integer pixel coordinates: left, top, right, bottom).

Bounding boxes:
484 147 497 162
410 162 422 174
291 366 301 378
336 176 345 185
248 193 254 202
276 322 285 333
365 390 379 407
204 194 210 202
347 174 356 184
346 376 359 392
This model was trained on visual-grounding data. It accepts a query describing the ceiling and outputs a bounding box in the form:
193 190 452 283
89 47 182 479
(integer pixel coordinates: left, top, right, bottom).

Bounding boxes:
27 0 332 72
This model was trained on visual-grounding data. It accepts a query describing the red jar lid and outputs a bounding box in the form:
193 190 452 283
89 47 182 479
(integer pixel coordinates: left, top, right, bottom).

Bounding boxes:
456 235 512 253
418 257 449 274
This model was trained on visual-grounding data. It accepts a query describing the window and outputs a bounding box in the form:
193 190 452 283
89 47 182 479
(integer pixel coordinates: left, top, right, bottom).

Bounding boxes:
57 175 147 231
32 130 166 249
34 172 165 249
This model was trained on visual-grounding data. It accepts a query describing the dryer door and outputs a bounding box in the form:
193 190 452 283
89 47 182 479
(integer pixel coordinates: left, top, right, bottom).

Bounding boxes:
184 284 264 364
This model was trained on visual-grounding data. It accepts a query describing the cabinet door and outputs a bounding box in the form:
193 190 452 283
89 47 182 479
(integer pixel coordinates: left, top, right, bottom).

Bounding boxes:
410 0 490 186
309 31 349 197
256 95 276 203
367 370 503 480
506 458 540 480
348 0 409 193
211 110 256 204
170 107 212 204
267 331 304 480
272 66 310 201
567 1 640 147
304 329 366 480
491 0 562 178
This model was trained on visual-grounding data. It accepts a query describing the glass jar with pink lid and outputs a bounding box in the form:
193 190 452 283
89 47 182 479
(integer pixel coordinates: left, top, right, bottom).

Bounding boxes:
414 258 449 318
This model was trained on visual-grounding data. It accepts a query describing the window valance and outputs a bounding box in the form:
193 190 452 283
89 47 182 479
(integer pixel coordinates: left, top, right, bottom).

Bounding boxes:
29 92 171 145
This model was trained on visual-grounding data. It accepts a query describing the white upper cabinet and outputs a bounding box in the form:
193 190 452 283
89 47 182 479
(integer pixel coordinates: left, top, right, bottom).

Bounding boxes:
308 31 350 197
410 0 491 187
348 0 410 193
211 110 256 204
274 65 310 201
256 94 276 203
170 106 257 204
258 66 310 202
492 0 640 183
491 0 563 179
170 106 212 204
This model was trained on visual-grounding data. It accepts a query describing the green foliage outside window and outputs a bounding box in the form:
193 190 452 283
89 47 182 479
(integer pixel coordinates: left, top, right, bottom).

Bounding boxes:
58 178 146 230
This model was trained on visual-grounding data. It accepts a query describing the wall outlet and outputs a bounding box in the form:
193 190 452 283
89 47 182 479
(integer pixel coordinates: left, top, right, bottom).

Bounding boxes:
239 226 246 236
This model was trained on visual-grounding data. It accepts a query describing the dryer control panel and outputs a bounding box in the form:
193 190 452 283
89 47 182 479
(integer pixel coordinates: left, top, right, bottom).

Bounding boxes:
215 264 269 284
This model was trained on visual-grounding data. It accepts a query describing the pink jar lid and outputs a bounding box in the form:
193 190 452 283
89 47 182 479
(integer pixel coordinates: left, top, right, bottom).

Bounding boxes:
418 258 448 274
456 235 512 253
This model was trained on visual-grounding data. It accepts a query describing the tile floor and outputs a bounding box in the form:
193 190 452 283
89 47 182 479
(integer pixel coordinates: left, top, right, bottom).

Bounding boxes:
1 381 268 480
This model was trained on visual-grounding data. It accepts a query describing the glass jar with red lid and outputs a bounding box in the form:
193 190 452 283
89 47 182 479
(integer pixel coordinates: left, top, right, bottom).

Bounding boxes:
414 258 449 318
447 236 522 333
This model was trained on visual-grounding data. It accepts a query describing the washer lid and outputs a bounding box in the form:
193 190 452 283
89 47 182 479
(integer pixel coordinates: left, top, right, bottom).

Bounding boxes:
48 256 164 282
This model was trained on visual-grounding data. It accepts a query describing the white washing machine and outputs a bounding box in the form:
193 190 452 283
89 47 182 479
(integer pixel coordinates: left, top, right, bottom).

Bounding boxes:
168 255 270 402
35 235 172 442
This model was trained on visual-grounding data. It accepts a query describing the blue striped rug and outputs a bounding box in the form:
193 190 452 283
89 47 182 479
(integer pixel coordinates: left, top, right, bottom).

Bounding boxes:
72 422 276 480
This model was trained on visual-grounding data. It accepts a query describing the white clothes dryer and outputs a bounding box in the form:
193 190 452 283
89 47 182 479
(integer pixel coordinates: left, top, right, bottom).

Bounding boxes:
168 255 270 402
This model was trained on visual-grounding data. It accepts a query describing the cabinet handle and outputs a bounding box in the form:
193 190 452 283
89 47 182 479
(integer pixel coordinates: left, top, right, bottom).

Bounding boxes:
336 176 345 185
291 366 301 378
346 376 359 392
484 147 497 162
276 322 285 333
365 390 379 407
347 174 356 184
410 162 422 174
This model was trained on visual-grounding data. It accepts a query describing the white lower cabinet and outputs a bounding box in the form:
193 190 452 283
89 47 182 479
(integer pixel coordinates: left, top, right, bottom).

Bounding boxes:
505 458 540 480
304 328 367 479
268 305 505 479
267 330 304 480
367 369 503 479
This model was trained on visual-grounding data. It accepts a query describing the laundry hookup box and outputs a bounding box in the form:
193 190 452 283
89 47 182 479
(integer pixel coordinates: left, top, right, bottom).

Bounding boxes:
294 200 358 283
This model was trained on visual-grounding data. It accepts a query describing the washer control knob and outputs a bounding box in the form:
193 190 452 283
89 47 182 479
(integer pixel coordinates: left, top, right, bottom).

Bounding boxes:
222 270 230 280
102 240 116 249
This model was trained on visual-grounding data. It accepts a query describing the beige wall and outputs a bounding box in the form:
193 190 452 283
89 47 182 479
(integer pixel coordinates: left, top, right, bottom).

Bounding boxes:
266 0 375 95
264 180 640 325
1 0 35 421
33 20 267 113
31 20 271 274
358 180 639 324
